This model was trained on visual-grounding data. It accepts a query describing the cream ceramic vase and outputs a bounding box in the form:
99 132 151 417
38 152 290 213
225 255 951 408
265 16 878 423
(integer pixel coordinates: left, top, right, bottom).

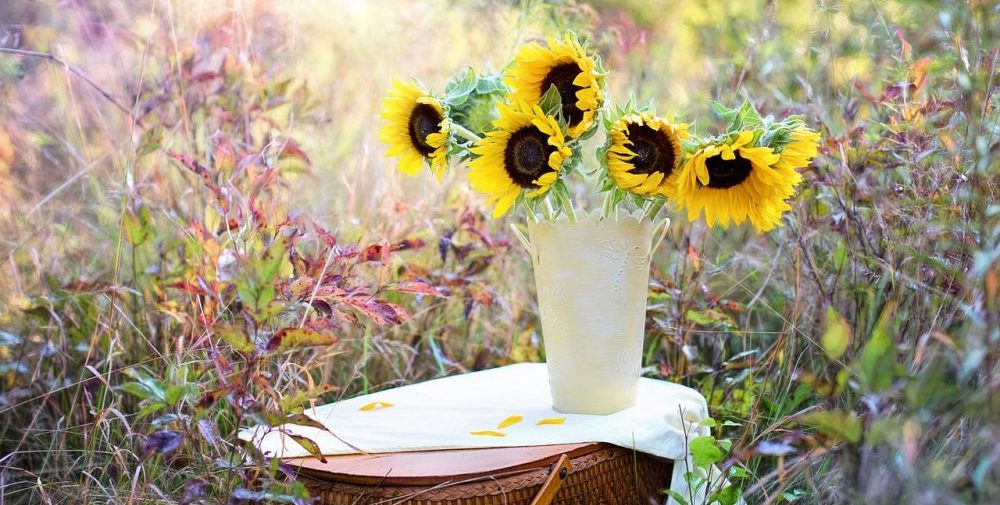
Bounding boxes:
520 210 668 414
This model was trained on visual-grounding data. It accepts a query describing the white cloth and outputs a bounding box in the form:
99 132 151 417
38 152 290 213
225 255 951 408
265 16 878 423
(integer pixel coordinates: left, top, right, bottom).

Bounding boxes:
240 363 712 504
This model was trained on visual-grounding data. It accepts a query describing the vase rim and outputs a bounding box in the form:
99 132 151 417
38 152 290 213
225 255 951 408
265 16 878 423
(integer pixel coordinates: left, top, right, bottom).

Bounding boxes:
528 208 655 226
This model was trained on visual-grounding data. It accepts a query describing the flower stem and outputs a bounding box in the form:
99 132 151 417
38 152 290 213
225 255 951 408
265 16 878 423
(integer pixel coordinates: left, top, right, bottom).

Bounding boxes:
523 201 539 222
601 191 614 220
542 198 555 221
451 123 483 143
644 198 666 221
554 186 577 223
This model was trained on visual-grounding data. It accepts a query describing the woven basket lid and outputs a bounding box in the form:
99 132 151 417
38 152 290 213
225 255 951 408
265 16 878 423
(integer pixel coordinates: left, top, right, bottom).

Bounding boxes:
284 442 604 486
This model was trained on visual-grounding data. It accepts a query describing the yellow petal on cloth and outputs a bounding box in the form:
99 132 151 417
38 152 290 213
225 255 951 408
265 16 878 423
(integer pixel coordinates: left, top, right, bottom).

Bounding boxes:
497 415 523 429
359 401 394 411
469 430 507 437
535 417 566 426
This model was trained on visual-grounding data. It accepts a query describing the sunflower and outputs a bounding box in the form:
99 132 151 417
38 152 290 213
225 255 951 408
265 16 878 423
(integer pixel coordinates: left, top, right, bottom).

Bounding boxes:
379 79 450 179
468 101 572 218
606 113 689 198
775 127 821 170
676 130 801 233
503 35 603 138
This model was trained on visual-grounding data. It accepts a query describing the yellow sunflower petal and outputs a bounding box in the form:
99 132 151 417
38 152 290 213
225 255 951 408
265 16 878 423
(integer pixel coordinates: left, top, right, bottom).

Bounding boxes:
359 401 394 411
379 80 449 177
504 34 603 138
604 114 685 197
468 101 567 218
470 430 507 437
674 135 801 233
536 417 566 426
497 415 523 429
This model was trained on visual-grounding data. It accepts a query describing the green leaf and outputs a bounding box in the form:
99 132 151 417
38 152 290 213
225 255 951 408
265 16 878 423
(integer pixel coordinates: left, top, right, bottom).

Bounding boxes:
857 302 897 392
782 489 808 502
821 307 852 360
685 308 734 327
164 384 195 406
537 84 563 118
445 67 477 100
235 281 258 315
734 99 764 130
217 325 254 353
711 101 738 125
137 127 163 157
689 435 725 467
800 409 862 443
684 471 708 493
663 489 689 505
119 381 155 400
122 205 153 246
122 368 166 402
279 390 310 414
709 484 740 505
474 73 504 94
729 465 750 478
258 234 289 283
832 239 848 270
137 402 166 418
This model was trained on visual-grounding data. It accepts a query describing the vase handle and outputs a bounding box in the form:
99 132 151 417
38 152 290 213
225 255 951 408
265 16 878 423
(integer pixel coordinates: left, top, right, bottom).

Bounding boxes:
651 217 671 253
509 223 536 258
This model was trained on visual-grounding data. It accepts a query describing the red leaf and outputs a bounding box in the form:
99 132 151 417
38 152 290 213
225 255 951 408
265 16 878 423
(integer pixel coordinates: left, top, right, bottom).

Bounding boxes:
285 433 327 463
390 238 425 251
168 281 210 295
266 328 337 351
265 412 328 431
197 386 231 408
359 244 389 263
167 151 209 178
687 245 701 273
348 297 408 325
909 57 932 94
393 280 448 298
313 223 337 247
468 286 493 306
278 138 311 165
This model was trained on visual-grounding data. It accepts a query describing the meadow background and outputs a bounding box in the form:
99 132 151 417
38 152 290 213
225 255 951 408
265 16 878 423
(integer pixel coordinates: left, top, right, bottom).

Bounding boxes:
0 0 997 503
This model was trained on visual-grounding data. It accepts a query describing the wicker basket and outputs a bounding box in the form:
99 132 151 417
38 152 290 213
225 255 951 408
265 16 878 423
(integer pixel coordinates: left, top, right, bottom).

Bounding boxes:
291 443 673 505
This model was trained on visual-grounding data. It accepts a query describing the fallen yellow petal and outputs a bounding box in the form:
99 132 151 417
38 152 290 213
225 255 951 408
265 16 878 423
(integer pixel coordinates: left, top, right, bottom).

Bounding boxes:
497 415 523 429
359 401 394 411
469 430 507 437
535 417 566 426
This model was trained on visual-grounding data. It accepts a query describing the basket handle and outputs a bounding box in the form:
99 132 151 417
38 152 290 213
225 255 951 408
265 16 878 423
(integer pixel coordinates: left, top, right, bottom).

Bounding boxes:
530 454 572 505
651 217 671 253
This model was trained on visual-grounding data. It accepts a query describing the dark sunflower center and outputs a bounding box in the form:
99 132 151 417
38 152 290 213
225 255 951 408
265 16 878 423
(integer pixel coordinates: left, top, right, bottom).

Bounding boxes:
626 125 678 176
540 63 586 127
503 126 555 189
704 151 753 188
407 103 443 156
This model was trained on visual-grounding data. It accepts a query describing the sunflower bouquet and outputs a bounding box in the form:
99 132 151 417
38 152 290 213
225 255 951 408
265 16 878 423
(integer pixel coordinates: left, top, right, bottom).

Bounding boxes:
379 32 820 414
380 31 820 233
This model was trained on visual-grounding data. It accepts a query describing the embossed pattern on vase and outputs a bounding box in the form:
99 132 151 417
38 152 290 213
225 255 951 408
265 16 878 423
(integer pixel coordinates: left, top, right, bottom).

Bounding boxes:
527 213 653 414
